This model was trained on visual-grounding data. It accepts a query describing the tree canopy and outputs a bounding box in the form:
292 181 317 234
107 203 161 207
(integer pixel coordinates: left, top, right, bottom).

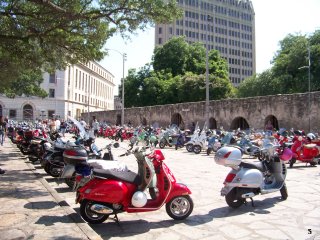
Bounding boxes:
237 30 320 97
122 37 234 107
0 0 182 96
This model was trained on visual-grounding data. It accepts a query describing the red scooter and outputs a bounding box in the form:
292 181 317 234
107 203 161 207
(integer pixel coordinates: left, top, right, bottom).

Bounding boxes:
289 136 319 167
72 147 193 224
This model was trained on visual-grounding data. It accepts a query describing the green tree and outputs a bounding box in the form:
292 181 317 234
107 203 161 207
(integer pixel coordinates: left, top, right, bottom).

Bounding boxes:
237 30 320 98
153 37 189 76
124 37 232 106
0 0 182 96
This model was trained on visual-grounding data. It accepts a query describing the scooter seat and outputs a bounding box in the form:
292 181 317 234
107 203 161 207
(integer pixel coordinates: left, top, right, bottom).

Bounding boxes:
240 162 265 172
93 169 142 185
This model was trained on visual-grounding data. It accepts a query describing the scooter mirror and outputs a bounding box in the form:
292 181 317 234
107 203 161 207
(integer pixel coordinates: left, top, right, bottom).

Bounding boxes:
113 142 120 148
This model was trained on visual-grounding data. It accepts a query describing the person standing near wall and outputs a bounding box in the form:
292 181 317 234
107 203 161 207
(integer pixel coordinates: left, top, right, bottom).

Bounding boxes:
0 116 6 146
92 119 99 137
0 117 6 173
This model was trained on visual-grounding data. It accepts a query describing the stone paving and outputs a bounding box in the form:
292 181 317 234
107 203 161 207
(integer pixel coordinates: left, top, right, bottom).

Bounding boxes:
1 135 320 240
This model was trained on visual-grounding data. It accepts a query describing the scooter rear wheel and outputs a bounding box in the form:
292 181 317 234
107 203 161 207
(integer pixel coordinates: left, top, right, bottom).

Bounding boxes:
225 188 244 208
80 200 109 224
166 195 193 220
193 145 201 154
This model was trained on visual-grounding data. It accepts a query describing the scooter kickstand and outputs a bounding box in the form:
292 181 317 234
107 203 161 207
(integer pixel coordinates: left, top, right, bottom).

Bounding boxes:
250 197 255 207
112 214 120 226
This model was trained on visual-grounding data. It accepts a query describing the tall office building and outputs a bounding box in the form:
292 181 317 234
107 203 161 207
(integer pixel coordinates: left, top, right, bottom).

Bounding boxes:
155 0 255 86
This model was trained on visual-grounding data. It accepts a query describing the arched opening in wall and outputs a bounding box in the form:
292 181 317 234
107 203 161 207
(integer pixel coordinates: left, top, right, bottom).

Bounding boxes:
0 105 2 117
141 117 147 126
230 117 249 130
209 117 217 129
23 104 33 120
265 115 279 130
116 114 121 126
171 113 184 129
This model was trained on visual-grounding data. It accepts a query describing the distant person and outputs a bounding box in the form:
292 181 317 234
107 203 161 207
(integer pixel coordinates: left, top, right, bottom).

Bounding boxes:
55 118 61 131
265 120 273 136
265 120 273 131
0 116 6 146
92 119 100 137
49 119 56 133
60 120 67 137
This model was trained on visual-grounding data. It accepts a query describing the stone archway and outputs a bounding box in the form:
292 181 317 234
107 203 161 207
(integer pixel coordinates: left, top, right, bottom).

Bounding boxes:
23 104 33 120
141 117 147 126
230 116 249 130
265 115 279 130
209 117 217 129
171 113 184 129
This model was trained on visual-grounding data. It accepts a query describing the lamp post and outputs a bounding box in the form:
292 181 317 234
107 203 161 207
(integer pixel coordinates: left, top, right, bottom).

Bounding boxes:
298 45 311 132
105 48 127 126
205 15 212 126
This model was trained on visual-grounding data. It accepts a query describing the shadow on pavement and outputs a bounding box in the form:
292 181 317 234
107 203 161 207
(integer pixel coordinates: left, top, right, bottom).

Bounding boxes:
24 201 58 209
89 196 283 238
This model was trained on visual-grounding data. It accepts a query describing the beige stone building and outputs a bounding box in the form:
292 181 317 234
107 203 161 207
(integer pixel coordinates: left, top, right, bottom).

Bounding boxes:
155 0 256 86
0 61 115 121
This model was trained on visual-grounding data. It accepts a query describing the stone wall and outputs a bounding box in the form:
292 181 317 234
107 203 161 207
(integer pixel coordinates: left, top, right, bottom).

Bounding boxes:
82 92 320 132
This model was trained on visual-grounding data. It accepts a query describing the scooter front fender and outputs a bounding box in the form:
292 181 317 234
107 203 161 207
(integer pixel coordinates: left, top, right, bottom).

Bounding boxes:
166 183 192 203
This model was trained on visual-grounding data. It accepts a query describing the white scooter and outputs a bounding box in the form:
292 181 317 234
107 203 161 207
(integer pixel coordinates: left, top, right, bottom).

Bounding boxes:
215 137 293 208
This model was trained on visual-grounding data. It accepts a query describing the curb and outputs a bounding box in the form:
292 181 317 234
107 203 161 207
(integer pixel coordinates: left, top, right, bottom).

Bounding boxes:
15 143 103 240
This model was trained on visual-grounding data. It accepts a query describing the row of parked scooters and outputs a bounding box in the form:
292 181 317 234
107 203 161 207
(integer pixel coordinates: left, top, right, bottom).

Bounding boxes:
181 123 320 168
9 119 195 224
8 118 319 225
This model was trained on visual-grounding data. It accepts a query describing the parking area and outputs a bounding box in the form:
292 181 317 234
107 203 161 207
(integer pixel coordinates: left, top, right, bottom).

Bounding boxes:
38 137 320 240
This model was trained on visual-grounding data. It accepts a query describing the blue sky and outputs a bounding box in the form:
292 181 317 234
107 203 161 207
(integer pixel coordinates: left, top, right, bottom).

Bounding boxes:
99 0 320 94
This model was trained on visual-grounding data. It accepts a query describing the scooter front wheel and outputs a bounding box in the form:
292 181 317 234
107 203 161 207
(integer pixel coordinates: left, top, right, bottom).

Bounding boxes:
166 195 193 220
80 200 110 224
186 144 193 152
280 184 288 200
159 141 166 149
289 158 296 168
65 173 76 189
225 188 245 208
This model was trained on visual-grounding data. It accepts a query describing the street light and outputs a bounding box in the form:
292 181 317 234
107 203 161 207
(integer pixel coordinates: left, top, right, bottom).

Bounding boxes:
105 48 127 126
298 46 311 132
205 15 213 126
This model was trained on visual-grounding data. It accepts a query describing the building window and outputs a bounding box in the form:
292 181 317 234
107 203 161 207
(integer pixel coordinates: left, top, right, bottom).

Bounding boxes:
158 27 162 34
158 38 162 44
49 89 55 98
48 110 55 119
9 109 16 119
49 73 56 83
75 69 78 88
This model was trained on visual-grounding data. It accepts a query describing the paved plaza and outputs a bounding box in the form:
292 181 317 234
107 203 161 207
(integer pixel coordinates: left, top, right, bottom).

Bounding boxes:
0 136 320 240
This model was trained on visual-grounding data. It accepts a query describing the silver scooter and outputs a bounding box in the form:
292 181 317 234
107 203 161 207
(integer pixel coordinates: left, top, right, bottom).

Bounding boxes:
215 137 293 208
